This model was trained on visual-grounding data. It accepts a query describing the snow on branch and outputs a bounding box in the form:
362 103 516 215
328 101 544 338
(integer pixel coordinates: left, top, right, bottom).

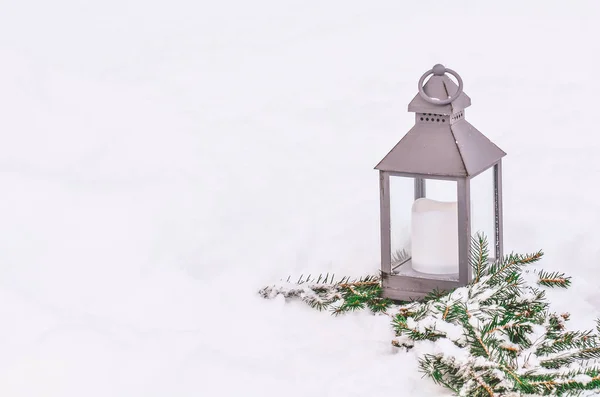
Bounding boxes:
260 233 600 396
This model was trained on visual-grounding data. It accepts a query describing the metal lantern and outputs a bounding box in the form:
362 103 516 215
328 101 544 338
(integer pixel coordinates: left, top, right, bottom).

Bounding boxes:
375 64 506 301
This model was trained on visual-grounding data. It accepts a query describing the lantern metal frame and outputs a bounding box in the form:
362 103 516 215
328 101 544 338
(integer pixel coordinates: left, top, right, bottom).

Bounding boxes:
375 64 506 302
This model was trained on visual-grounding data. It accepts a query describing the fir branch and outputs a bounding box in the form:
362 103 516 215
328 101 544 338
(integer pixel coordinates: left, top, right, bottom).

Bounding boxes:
536 330 597 356
540 346 600 369
422 287 451 303
537 270 572 288
419 355 461 394
470 369 496 397
260 234 600 396
259 273 393 315
471 232 490 283
528 372 600 395
392 249 410 266
486 250 544 285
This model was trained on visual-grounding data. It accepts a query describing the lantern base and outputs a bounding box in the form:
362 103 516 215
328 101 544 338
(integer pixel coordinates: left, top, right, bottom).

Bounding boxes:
384 258 460 302
383 258 496 302
380 285 429 302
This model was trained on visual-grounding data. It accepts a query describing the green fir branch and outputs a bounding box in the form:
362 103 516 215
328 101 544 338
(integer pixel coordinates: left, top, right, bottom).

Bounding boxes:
470 232 489 283
537 270 572 288
259 233 600 396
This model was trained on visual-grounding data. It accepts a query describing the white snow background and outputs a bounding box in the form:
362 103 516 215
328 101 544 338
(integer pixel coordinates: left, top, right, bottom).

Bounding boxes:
1 1 600 396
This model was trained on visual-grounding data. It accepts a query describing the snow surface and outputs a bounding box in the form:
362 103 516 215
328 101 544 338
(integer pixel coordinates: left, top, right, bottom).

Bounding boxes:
1 1 600 396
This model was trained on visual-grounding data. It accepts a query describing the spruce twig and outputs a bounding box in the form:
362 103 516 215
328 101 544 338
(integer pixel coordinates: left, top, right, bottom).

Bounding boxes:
471 233 489 283
537 270 572 288
259 233 600 396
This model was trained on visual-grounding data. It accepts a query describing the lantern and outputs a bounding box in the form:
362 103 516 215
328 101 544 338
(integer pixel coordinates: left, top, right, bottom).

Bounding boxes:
375 64 506 301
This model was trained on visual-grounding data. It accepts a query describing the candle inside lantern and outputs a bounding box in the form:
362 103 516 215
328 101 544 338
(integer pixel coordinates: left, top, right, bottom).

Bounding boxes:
411 198 459 275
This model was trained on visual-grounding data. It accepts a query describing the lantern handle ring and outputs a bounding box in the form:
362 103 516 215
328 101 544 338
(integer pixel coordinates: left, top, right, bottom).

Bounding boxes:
418 65 463 106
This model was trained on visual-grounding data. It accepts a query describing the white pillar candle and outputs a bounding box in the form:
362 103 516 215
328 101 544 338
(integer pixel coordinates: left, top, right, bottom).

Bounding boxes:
411 198 459 274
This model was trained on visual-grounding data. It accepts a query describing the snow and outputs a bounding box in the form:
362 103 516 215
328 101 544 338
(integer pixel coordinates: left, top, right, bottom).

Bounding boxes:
1 0 600 396
572 374 594 385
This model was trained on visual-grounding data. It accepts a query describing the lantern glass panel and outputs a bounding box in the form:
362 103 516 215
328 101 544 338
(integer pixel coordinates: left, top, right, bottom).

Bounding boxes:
470 167 497 260
426 179 457 201
389 176 412 261
410 178 459 278
389 175 461 280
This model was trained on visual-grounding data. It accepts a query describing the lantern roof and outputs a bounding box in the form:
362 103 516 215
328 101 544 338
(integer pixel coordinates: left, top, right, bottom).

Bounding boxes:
375 64 506 178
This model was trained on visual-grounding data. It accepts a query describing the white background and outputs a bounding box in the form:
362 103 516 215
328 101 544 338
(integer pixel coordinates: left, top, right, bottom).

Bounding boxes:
1 1 599 396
